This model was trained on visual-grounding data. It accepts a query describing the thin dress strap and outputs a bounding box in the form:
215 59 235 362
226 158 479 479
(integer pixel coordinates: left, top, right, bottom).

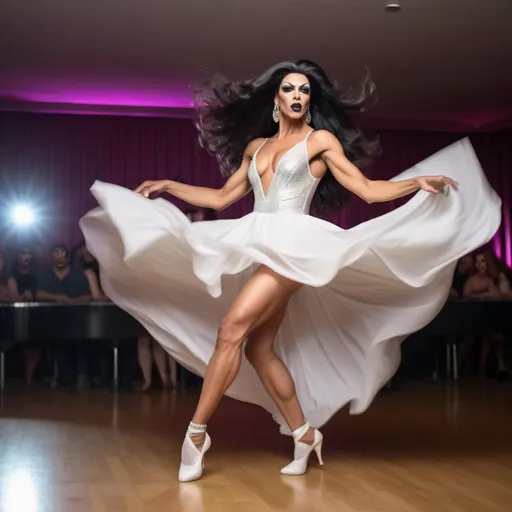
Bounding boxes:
252 138 268 168
254 138 268 154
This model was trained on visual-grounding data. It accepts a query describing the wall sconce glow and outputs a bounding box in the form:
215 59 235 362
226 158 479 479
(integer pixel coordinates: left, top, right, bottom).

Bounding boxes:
11 205 35 226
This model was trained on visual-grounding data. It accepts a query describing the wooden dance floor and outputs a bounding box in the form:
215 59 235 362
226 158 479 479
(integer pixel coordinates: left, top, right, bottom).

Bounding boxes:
0 381 511 512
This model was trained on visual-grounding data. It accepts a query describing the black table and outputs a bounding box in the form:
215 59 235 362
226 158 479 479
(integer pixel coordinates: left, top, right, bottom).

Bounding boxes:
0 302 142 392
417 298 512 381
423 298 512 335
1 299 510 391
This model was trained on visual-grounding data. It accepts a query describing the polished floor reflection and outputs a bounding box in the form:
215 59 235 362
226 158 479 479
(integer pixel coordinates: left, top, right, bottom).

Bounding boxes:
0 380 511 511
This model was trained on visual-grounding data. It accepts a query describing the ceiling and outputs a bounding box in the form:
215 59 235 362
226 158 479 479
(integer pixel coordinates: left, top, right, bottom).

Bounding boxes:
1 0 511 131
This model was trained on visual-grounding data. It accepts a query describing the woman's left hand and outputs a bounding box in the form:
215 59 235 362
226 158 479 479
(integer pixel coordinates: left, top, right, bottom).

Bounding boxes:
417 175 458 194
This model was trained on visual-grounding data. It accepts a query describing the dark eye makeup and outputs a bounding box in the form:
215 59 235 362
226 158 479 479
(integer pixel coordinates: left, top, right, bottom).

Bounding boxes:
281 84 311 95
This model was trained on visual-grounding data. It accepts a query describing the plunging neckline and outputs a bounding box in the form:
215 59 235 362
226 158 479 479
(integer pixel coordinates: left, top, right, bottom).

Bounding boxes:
253 131 313 198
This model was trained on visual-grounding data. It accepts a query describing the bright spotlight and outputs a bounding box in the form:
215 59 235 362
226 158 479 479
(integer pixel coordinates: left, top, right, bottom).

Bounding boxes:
11 205 35 226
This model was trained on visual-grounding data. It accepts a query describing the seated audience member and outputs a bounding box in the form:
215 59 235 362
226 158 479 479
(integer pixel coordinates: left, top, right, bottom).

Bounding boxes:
71 242 108 301
450 253 474 297
37 244 92 388
487 250 512 300
0 251 19 302
463 248 511 381
37 244 92 303
11 247 38 301
11 247 41 383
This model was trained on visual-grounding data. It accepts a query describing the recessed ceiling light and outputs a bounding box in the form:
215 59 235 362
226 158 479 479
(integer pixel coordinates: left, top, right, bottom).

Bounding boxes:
385 3 401 11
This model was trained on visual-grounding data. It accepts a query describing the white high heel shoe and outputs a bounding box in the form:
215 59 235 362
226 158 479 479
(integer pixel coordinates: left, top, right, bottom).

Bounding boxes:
280 422 323 476
178 422 211 482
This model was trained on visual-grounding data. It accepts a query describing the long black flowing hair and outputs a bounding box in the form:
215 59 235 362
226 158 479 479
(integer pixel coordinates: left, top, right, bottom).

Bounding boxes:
194 60 380 212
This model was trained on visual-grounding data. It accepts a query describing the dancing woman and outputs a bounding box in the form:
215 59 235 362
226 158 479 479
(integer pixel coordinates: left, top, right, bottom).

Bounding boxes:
81 60 501 482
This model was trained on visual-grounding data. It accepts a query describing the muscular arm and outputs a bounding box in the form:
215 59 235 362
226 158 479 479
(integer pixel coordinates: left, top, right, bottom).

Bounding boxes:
136 139 264 211
164 164 250 211
310 131 457 203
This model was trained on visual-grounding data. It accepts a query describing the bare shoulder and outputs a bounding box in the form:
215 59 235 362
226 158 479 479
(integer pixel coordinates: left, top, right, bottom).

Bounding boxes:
310 130 344 153
244 137 267 157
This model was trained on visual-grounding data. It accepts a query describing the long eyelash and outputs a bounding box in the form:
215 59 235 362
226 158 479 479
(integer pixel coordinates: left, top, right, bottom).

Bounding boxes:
282 86 310 93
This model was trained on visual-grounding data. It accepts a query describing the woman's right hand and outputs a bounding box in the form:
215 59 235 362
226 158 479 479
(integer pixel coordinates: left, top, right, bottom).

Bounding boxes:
135 180 171 198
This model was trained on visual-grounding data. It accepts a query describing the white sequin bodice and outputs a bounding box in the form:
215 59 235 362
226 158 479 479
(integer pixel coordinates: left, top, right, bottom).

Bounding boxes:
248 133 320 215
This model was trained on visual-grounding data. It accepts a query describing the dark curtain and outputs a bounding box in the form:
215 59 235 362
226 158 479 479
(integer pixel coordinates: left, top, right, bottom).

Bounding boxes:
0 112 510 265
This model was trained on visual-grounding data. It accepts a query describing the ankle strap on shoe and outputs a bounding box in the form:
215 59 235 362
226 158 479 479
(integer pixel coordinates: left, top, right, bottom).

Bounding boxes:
188 422 207 434
291 422 310 442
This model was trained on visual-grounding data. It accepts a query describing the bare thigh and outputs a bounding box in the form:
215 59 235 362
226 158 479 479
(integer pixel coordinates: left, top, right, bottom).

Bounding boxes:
245 302 287 358
219 265 302 343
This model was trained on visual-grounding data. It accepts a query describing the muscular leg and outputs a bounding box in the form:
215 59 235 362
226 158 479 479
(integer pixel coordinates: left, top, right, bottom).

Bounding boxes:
189 266 301 447
244 304 314 444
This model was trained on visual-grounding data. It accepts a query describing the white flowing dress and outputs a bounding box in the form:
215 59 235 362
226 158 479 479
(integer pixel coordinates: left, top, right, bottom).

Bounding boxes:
80 135 501 434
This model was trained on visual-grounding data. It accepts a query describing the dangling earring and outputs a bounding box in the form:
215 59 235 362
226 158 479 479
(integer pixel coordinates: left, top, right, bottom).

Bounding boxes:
306 108 312 124
272 103 280 123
